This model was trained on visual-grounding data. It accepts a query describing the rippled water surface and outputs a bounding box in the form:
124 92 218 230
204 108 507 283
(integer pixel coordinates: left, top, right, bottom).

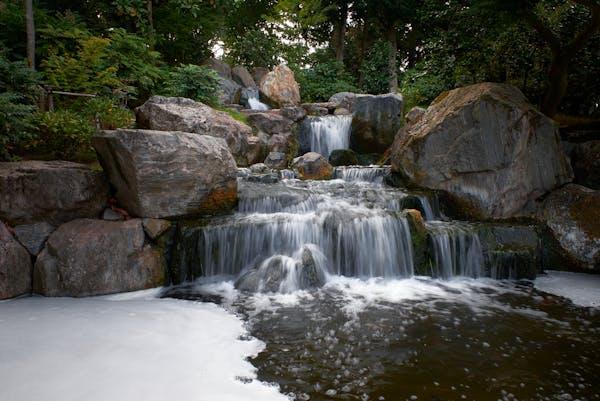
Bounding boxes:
165 277 600 401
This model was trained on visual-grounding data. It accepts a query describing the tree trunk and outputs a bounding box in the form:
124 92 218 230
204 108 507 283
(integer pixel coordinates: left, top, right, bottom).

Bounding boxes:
24 0 35 70
541 55 569 117
147 0 155 49
331 1 348 63
387 26 398 93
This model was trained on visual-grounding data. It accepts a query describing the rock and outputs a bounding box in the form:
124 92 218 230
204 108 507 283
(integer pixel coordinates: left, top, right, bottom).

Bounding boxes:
403 209 429 275
302 102 335 116
203 58 232 79
267 133 298 160
264 152 288 170
0 222 32 299
252 67 269 85
259 64 301 107
135 96 253 166
246 136 268 165
334 108 351 115
13 222 55 256
329 92 357 111
102 208 123 221
538 184 599 270
217 77 242 105
34 219 165 297
570 140 600 189
249 163 270 174
93 129 238 219
351 93 404 154
292 152 333 180
298 245 327 289
232 66 257 88
142 218 171 240
329 149 359 166
391 83 573 219
405 106 426 126
0 161 108 226
240 87 260 109
280 106 307 122
246 112 294 135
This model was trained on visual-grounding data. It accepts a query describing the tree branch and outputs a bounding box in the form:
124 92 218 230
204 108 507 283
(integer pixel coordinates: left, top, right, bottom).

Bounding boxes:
566 1 600 57
523 9 562 55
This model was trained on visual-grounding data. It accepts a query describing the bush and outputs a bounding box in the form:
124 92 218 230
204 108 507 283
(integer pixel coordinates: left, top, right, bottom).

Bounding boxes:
72 97 135 130
0 54 40 160
359 41 391 95
33 110 95 159
294 60 358 103
162 64 220 105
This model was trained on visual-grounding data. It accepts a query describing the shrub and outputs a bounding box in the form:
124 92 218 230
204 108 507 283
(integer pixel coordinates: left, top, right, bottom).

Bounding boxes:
162 64 220 105
359 40 391 95
33 110 95 159
73 97 135 130
294 60 358 103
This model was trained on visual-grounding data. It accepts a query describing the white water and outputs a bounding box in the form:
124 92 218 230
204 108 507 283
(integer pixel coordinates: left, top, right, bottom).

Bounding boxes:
246 88 269 110
306 115 352 157
535 270 600 307
0 291 288 401
427 221 485 278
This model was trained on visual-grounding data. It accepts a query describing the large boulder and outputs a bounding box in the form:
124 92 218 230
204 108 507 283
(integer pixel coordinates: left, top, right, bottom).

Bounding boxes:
0 222 32 299
252 67 270 86
0 161 108 226
259 64 301 107
246 112 294 135
350 93 403 153
292 152 333 180
538 184 599 270
570 140 600 189
232 66 257 88
329 92 357 111
391 83 573 219
136 96 253 166
34 219 165 297
203 58 232 79
93 129 238 219
216 77 242 105
264 151 288 170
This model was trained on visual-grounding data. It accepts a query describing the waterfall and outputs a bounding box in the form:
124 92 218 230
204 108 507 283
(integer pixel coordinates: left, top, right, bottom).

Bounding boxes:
244 88 269 110
426 222 484 278
301 115 352 157
333 166 390 184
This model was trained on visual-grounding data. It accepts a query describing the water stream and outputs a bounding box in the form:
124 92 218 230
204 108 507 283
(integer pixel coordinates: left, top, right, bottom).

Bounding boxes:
300 115 353 157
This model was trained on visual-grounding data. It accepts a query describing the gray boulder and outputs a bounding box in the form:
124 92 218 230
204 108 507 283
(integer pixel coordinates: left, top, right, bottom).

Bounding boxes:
13 222 55 256
0 222 32 299
246 112 294 135
280 106 307 122
217 77 242 105
264 152 288 170
391 83 573 219
135 96 253 166
351 93 404 154
570 140 600 189
329 92 357 111
232 66 257 88
93 129 238 219
203 58 232 79
246 136 268 165
292 152 333 180
0 161 108 226
34 219 165 297
538 184 599 270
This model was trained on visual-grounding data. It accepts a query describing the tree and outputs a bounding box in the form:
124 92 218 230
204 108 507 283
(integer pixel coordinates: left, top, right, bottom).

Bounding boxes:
24 0 35 69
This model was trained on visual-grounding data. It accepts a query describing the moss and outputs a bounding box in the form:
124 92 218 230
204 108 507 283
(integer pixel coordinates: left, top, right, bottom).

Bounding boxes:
214 105 249 125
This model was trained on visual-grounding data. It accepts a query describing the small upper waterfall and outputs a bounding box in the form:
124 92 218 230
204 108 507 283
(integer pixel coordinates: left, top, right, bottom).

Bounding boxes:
244 88 269 110
300 115 352 157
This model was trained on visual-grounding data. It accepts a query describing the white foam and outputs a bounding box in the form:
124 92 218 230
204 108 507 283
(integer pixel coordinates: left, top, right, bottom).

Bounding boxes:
535 270 600 307
0 294 289 401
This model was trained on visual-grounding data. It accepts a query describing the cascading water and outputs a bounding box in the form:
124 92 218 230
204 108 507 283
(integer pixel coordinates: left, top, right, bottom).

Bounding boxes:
300 115 352 157
426 221 484 278
244 87 269 110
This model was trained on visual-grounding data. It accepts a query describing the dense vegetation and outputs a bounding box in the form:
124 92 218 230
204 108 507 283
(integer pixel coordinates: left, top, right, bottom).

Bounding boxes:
1 0 599 161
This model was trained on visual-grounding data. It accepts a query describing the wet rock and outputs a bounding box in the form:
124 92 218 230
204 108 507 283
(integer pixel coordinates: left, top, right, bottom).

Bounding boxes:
93 129 237 219
259 64 301 107
570 140 600 189
232 66 256 88
329 149 359 166
203 58 232 79
136 96 253 166
280 106 307 122
0 161 108 226
329 92 357 111
34 219 164 297
13 222 55 256
249 163 271 174
391 83 573 219
264 152 288 170
403 209 429 275
0 222 32 299
292 152 333 180
538 184 599 270
246 112 294 135
351 93 403 153
102 208 123 221
298 246 327 289
142 218 171 240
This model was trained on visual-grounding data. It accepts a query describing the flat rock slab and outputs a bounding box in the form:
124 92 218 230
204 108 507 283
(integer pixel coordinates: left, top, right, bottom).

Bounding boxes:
0 161 108 226
34 219 165 297
93 129 238 219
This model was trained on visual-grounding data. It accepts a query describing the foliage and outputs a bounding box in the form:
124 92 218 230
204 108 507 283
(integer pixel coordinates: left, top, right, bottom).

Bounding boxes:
33 110 95 159
162 64 220 105
0 53 40 160
223 28 281 69
359 40 391 95
214 105 250 125
71 97 135 130
294 60 358 103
